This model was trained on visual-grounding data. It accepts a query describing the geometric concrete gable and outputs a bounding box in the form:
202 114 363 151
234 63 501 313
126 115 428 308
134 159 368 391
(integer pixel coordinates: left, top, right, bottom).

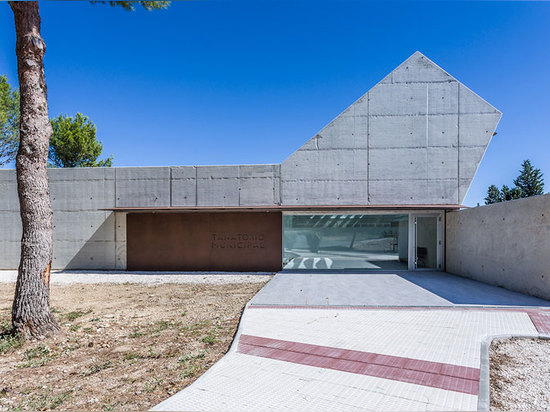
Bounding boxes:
380 51 454 84
281 95 368 205
281 51 502 205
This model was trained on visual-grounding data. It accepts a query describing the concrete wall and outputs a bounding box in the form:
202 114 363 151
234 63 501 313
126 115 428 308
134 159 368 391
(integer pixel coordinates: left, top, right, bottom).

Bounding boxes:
0 168 124 270
446 194 550 300
281 51 501 205
115 164 280 208
0 170 19 269
0 165 282 270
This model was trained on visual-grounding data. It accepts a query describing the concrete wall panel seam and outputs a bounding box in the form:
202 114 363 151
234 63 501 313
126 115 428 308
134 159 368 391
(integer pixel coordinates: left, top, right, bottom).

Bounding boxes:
366 91 370 203
457 83 461 200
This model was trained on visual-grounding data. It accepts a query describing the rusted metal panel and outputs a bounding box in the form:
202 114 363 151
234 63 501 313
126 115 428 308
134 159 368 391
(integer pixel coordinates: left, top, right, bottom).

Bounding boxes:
127 212 282 272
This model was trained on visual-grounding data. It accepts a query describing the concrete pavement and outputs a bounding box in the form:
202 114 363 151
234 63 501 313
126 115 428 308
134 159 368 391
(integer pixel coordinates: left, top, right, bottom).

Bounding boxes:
251 271 550 307
153 271 550 411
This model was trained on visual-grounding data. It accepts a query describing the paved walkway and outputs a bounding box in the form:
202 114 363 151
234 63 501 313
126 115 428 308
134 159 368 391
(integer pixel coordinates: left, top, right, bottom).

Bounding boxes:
153 271 550 411
251 271 550 307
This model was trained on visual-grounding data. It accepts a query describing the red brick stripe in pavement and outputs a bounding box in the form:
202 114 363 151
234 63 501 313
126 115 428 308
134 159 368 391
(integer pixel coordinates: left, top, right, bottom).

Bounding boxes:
237 334 480 395
529 312 550 334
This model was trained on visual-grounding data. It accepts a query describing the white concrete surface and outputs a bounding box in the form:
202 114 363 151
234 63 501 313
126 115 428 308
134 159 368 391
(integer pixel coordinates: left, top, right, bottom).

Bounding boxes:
155 352 478 412
281 51 501 206
251 271 550 307
446 193 550 300
242 309 536 368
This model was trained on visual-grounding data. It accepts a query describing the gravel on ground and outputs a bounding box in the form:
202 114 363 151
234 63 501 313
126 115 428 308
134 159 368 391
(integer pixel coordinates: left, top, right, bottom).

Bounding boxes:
490 337 550 411
0 270 273 285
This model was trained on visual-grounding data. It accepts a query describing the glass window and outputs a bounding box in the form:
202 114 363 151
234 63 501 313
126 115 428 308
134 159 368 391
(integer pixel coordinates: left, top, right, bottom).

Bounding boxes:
283 214 409 270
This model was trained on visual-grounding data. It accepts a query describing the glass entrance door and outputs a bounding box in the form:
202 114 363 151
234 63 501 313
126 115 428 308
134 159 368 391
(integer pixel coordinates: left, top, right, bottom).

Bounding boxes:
413 215 442 270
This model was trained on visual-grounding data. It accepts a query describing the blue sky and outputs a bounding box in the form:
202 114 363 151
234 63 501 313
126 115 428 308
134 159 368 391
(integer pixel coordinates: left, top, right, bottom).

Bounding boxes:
1 0 549 206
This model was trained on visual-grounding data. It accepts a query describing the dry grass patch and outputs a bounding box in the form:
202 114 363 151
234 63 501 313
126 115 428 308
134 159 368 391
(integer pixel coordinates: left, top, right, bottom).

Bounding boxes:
0 280 268 410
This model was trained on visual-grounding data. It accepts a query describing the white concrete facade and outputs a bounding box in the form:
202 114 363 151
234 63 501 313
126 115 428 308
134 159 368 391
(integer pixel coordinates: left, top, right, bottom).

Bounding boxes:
446 193 550 300
282 52 501 205
0 52 501 270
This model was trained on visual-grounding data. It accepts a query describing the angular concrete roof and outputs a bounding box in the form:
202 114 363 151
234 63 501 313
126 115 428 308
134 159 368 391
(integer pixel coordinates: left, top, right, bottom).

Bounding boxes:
281 51 501 205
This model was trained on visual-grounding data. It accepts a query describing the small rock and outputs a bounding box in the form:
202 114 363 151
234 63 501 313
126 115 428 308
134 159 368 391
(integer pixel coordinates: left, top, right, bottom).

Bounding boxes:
111 345 133 353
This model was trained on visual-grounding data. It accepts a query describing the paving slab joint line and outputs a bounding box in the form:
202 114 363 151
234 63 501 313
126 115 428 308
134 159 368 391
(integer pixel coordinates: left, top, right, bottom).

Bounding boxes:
249 304 550 311
477 333 550 411
149 276 276 411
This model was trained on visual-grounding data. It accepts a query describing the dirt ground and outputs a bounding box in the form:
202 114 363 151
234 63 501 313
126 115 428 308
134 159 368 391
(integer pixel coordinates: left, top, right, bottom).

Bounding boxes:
0 280 268 411
490 337 550 411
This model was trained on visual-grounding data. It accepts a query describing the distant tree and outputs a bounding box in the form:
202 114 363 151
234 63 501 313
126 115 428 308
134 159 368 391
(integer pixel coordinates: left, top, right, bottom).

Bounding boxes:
500 185 523 201
484 185 502 204
49 113 113 168
91 1 170 10
1 80 113 169
0 75 19 166
513 159 544 197
485 159 545 205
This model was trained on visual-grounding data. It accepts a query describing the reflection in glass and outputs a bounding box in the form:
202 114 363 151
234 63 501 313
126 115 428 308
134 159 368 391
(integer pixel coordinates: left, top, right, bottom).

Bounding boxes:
283 214 409 270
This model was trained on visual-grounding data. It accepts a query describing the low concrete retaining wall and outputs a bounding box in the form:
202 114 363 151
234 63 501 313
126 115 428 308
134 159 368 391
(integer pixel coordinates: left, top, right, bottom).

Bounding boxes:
446 194 550 300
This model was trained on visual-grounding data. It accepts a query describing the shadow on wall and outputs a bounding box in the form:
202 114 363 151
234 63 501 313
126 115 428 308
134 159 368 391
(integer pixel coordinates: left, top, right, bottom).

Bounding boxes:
58 212 122 270
399 272 550 307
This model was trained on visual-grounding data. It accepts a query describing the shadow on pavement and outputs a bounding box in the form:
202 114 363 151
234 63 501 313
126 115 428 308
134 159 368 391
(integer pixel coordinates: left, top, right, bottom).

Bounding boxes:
399 272 550 307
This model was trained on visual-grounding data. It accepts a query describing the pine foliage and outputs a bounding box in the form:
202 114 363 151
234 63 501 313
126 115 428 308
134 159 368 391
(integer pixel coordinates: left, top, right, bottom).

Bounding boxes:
484 185 502 204
49 113 113 168
513 160 544 197
0 75 20 166
485 160 545 204
91 1 171 11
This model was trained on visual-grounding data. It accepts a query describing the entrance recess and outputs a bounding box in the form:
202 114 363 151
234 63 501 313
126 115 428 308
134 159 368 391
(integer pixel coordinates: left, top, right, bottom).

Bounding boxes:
283 212 443 271
412 215 442 270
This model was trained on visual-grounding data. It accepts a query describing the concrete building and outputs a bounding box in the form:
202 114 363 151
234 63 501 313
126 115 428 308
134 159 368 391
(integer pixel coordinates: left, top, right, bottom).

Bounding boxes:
0 51 502 272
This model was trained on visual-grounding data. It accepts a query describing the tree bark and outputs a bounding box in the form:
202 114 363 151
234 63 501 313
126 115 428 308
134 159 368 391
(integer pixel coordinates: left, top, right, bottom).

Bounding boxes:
10 1 59 338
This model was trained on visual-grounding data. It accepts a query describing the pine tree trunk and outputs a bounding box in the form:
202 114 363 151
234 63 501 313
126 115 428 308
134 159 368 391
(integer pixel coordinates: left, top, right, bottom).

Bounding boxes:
10 1 59 339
